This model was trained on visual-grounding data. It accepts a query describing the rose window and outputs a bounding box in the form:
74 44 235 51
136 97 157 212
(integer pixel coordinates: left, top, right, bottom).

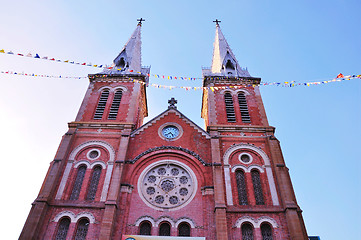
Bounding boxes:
139 162 196 210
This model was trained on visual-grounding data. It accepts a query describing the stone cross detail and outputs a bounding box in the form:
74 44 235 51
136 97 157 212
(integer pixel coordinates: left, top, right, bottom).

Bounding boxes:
213 19 221 26
137 18 145 25
168 98 178 109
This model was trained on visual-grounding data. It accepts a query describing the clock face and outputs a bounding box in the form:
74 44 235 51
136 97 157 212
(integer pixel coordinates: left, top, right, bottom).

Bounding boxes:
162 126 179 139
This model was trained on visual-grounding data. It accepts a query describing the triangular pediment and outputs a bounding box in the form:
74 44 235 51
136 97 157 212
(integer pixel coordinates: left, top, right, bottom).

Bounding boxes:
131 108 210 139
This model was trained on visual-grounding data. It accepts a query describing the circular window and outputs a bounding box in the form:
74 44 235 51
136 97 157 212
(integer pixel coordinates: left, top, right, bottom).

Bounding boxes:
87 149 101 160
238 153 253 164
138 161 197 211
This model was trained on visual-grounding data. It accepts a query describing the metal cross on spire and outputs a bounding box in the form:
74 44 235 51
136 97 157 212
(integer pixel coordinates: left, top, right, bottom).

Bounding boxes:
213 19 221 26
137 18 145 26
168 97 178 109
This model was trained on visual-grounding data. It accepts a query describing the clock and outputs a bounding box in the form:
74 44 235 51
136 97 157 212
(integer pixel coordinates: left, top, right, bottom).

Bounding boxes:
162 125 179 139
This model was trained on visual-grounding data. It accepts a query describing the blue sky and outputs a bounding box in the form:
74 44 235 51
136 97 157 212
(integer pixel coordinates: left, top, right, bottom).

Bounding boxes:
0 0 360 239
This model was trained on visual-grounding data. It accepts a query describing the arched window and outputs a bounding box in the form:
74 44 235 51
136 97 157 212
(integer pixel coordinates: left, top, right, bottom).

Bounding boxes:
224 92 236 122
241 223 254 240
86 166 102 200
54 217 71 240
108 90 123 120
159 222 171 236
74 218 89 240
70 165 87 200
261 223 273 240
178 222 191 236
251 170 264 205
225 59 235 70
93 90 109 120
236 170 248 205
238 93 251 123
139 221 152 235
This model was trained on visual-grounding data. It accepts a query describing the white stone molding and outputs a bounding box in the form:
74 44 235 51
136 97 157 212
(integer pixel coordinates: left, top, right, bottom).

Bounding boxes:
231 164 264 173
100 163 113 201
234 216 278 228
53 211 76 222
219 88 250 96
68 140 115 163
223 143 279 206
175 218 196 228
98 86 111 92
224 165 233 205
90 161 107 169
113 86 128 92
135 216 156 227
155 216 176 227
256 216 279 228
74 212 96 223
234 216 258 228
55 161 74 200
74 160 91 169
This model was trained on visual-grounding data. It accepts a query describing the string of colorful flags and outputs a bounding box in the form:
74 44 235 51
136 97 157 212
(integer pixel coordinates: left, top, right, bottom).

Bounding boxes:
1 69 359 89
0 49 200 80
1 49 360 89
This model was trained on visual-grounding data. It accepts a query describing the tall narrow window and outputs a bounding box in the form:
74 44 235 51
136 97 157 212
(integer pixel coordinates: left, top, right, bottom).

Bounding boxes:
86 166 102 200
241 223 254 240
70 165 86 200
261 223 273 240
93 90 109 120
238 92 251 123
236 170 248 205
178 222 191 236
159 222 171 236
108 90 123 120
224 93 236 122
139 221 151 235
54 217 70 240
74 218 89 240
251 170 264 205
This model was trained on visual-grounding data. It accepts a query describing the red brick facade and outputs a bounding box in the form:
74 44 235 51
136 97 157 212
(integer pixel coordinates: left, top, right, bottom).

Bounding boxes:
20 72 308 239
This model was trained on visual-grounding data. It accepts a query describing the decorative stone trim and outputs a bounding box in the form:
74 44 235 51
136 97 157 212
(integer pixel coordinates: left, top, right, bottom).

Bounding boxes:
53 211 96 223
175 217 196 228
231 164 264 173
68 140 115 163
73 160 107 169
87 149 101 160
131 146 210 166
155 216 176 227
238 152 253 164
234 216 278 228
135 216 156 227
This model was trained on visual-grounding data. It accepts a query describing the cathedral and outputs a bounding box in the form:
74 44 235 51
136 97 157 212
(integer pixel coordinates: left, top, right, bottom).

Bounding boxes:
20 20 309 240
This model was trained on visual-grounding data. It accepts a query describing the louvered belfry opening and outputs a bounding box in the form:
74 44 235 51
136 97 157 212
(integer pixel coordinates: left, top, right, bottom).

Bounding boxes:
224 92 236 122
93 90 110 119
236 170 248 205
108 90 123 120
241 223 254 240
238 92 251 123
54 218 71 240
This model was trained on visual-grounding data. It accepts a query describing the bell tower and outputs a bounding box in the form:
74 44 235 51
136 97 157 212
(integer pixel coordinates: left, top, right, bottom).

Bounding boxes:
201 21 309 239
20 20 150 240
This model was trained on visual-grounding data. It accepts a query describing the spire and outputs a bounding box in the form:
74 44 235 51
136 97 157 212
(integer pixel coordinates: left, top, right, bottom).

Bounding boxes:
203 20 251 77
100 19 150 76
